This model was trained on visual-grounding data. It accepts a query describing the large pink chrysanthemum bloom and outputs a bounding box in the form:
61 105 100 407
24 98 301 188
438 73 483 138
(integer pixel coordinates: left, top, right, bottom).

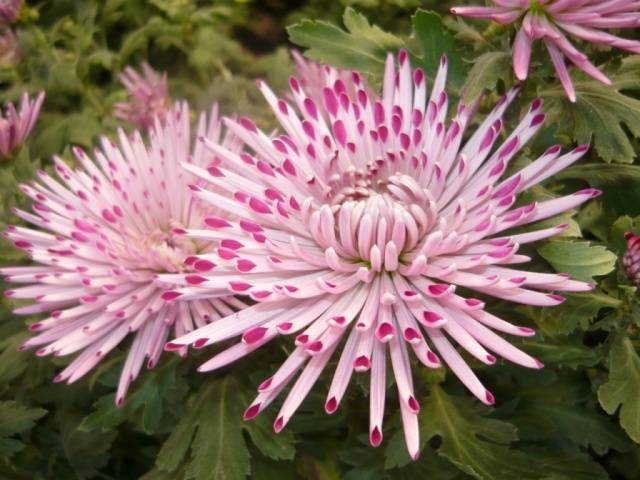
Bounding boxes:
0 0 21 25
1 102 246 404
162 51 596 458
0 92 44 159
451 1 640 102
113 63 171 129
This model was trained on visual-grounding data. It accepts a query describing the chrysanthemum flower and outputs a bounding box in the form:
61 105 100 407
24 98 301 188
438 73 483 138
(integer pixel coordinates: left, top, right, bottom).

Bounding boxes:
451 1 640 102
113 63 171 129
0 91 44 159
623 232 640 288
162 51 596 458
291 50 355 107
1 102 245 404
0 0 21 25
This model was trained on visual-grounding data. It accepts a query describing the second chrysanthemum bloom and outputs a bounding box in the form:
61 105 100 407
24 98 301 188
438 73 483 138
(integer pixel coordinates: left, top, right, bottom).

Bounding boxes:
163 51 596 458
1 102 245 404
452 0 640 102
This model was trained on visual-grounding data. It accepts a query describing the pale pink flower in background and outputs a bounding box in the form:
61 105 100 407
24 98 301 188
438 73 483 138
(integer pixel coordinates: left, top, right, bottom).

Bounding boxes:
0 91 44 159
113 63 171 129
0 29 21 67
1 103 246 404
162 51 596 458
623 232 640 288
0 0 21 25
451 0 640 102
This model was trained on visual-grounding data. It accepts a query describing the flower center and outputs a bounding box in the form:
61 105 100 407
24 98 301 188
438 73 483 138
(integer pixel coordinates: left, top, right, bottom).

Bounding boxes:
310 171 437 271
136 220 198 273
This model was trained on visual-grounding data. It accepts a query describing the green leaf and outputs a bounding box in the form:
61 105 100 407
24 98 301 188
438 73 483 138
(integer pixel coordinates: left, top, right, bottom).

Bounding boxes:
287 7 403 76
542 59 640 163
598 334 640 443
79 358 178 434
556 163 640 184
519 338 601 369
0 332 29 388
538 240 616 282
243 411 295 461
401 385 537 479
156 377 254 480
412 10 465 88
58 411 118 480
184 377 250 480
0 401 47 456
461 51 512 103
536 292 621 336
512 400 631 455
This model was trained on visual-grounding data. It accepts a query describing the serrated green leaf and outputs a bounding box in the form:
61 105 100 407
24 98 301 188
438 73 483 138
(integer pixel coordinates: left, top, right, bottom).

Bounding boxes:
79 358 177 434
243 412 295 461
519 338 600 369
542 60 640 163
287 7 402 76
598 334 640 443
185 377 250 480
389 385 537 479
156 377 253 480
412 10 465 88
556 163 640 184
461 51 512 103
538 240 616 282
512 400 630 455
0 332 29 388
537 292 621 336
0 401 47 456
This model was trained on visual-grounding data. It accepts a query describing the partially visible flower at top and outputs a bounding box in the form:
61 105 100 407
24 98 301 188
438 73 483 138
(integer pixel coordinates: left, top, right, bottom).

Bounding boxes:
0 91 44 159
0 29 21 67
623 232 640 288
0 0 22 25
113 63 171 129
1 102 246 405
161 51 596 458
451 0 640 102
291 50 356 108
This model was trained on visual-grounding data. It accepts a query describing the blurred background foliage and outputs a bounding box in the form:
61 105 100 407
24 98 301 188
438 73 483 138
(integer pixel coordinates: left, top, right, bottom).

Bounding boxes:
1 0 640 479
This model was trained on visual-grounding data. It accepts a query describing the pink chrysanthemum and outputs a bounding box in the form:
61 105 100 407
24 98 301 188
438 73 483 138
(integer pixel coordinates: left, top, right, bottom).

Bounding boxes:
291 50 356 108
162 51 596 458
0 92 44 159
113 63 171 129
1 103 246 404
623 232 640 288
0 0 21 25
451 0 640 102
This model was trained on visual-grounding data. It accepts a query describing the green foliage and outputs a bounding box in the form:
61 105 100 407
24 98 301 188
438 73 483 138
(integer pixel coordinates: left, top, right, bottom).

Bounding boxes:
0 401 47 456
1 1 640 479
288 8 466 88
415 386 535 479
287 7 403 76
460 51 512 103
153 377 294 480
599 334 640 443
543 58 640 164
412 10 466 88
538 240 617 283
